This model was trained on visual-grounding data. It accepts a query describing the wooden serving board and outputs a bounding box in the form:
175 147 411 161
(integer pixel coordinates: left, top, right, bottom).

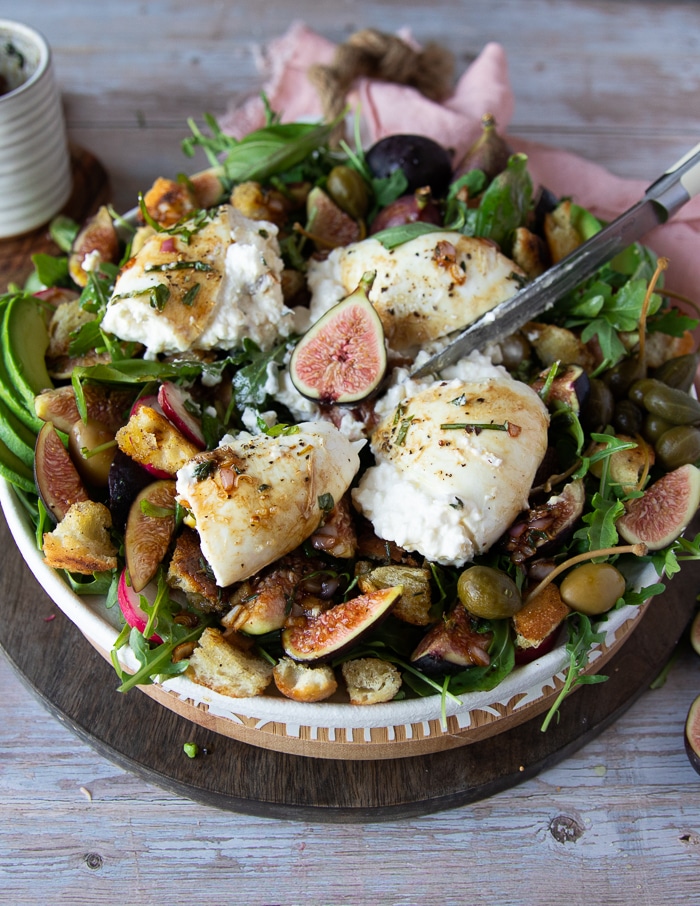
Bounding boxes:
0 507 696 821
0 148 696 819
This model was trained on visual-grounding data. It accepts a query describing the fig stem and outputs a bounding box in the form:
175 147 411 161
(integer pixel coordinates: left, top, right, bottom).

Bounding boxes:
523 542 648 606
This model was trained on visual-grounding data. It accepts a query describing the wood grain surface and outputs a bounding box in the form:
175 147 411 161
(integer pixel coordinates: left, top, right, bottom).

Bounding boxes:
2 1 700 903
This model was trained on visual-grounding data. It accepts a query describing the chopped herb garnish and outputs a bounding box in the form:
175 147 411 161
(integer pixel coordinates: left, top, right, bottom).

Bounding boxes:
181 283 201 306
193 460 216 481
318 492 335 512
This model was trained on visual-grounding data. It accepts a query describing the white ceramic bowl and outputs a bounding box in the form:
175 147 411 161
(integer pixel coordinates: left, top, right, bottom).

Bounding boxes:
0 20 71 238
0 475 652 759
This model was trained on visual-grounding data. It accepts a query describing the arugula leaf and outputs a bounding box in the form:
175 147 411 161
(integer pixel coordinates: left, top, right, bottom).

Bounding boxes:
470 153 533 252
541 613 608 731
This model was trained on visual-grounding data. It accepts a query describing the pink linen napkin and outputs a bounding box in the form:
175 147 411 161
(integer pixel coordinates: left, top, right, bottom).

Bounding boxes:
220 22 700 306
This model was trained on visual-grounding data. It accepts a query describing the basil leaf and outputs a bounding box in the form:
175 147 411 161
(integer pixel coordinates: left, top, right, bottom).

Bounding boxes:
471 153 533 251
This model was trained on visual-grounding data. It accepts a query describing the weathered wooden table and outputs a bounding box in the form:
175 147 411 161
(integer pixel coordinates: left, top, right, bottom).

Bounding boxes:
2 2 700 903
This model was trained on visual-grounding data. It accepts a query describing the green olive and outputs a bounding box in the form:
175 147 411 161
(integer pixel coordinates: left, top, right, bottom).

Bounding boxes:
457 565 522 620
559 562 626 615
642 384 700 425
326 165 369 220
603 357 647 400
581 378 614 431
655 424 700 471
68 417 116 487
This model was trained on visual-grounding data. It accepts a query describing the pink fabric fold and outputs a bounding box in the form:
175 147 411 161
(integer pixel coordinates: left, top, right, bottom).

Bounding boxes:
220 23 700 304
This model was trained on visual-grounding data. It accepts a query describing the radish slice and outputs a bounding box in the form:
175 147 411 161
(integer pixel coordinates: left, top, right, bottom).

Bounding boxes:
130 393 164 418
158 382 206 449
117 569 163 642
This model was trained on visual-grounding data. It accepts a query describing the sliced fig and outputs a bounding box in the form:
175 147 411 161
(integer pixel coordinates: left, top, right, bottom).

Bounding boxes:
108 449 154 532
289 271 387 405
530 363 590 414
504 479 586 564
125 479 178 592
34 421 90 522
35 384 136 434
617 464 700 551
369 188 442 235
691 610 700 658
410 604 492 675
304 186 361 250
281 585 403 662
685 693 700 776
68 205 120 287
117 569 162 642
157 381 206 449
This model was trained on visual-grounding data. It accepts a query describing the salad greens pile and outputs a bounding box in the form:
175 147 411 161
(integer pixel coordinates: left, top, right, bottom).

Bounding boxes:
1 104 699 733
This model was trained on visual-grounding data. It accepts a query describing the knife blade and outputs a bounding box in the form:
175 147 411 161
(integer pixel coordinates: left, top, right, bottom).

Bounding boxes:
411 141 700 378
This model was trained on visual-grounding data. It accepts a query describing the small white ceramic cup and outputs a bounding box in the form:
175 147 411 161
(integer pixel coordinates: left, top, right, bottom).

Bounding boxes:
0 20 72 238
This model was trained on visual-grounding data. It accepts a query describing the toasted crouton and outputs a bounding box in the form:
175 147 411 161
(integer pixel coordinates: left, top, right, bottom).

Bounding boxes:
116 405 199 476
186 628 273 698
167 527 225 612
143 176 197 227
341 657 402 705
544 200 581 264
512 226 549 279
356 562 433 626
42 500 117 574
513 583 570 650
273 657 338 702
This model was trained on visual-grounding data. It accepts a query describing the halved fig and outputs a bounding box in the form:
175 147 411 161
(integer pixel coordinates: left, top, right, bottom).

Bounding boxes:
34 421 90 521
281 585 402 662
410 604 492 675
530 363 591 414
68 205 120 287
124 480 178 592
157 382 206 449
289 271 387 405
504 479 586 564
117 569 162 642
35 384 136 434
685 693 700 776
617 464 700 551
304 186 361 250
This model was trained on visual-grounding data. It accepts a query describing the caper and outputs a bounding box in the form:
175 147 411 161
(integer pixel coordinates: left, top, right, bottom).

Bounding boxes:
559 562 626 615
613 399 643 435
642 384 700 425
655 424 700 470
580 378 614 432
653 353 700 392
642 412 674 444
457 565 522 620
326 165 369 220
603 357 647 399
628 377 663 407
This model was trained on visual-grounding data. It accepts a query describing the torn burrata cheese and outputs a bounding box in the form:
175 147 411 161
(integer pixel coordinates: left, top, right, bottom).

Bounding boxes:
101 204 293 356
305 232 524 353
176 421 364 588
351 373 549 566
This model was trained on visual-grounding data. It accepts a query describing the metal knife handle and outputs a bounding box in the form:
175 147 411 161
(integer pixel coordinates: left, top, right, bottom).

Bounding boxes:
645 141 700 216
